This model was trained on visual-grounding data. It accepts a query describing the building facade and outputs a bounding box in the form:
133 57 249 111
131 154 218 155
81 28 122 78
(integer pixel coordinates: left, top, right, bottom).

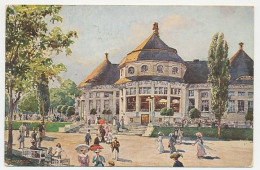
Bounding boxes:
76 23 253 125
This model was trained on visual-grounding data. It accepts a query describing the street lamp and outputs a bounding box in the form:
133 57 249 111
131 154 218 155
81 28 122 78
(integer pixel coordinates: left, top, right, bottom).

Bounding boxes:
146 96 154 126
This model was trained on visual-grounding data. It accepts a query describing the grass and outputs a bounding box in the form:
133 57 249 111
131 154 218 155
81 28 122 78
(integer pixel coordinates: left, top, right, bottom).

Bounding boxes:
151 126 253 141
5 121 72 132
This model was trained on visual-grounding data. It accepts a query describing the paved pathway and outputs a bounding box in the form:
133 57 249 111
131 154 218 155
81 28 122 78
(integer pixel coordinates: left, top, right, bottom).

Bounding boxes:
5 130 253 167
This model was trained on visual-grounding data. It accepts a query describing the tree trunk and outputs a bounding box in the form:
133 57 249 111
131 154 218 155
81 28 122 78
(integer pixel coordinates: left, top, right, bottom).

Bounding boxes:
7 104 14 157
218 103 221 138
42 100 45 124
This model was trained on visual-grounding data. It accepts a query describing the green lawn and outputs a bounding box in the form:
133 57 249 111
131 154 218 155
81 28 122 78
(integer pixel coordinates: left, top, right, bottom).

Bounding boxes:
5 121 72 132
151 126 253 141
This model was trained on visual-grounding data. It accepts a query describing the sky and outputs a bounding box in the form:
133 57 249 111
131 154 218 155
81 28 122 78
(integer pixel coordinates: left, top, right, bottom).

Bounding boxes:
49 5 254 86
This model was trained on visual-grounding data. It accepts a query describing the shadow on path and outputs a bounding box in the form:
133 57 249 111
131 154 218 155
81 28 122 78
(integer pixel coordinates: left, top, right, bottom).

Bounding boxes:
176 149 185 153
117 158 132 162
202 156 220 160
182 142 193 145
43 136 57 141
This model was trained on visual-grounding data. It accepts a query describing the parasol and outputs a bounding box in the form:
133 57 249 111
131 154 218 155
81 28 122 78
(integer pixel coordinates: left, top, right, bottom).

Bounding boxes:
75 144 89 154
88 144 104 151
98 119 105 124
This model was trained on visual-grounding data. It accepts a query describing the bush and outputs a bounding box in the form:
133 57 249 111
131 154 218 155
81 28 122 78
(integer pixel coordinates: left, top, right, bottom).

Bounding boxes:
189 108 201 119
57 105 63 114
151 127 253 140
61 105 68 114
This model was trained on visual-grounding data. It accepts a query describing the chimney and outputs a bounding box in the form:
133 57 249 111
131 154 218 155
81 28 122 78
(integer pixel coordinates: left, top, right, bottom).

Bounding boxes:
239 42 244 50
153 22 159 36
105 52 108 60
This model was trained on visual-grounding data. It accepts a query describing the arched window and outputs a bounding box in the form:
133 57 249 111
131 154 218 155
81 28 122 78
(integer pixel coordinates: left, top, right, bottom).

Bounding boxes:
172 67 178 74
128 67 135 74
157 65 163 73
141 65 148 73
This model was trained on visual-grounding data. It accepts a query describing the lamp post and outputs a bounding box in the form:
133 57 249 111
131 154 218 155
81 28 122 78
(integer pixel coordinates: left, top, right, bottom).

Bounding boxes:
146 96 154 126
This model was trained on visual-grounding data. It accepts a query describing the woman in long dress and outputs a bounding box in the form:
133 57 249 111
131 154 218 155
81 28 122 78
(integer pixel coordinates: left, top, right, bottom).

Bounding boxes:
192 132 206 158
78 148 89 166
157 132 164 154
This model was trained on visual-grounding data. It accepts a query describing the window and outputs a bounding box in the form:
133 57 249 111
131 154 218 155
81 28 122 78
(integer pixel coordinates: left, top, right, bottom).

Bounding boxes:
157 65 163 73
238 100 245 113
128 67 135 74
189 90 194 97
238 92 245 97
248 101 253 112
139 87 151 94
201 100 209 112
228 100 235 113
89 100 93 110
164 87 168 94
248 92 253 98
116 91 120 97
201 92 208 98
104 92 113 97
172 89 181 95
127 96 136 112
155 87 167 94
141 65 148 73
127 88 136 95
172 67 178 74
96 100 101 112
96 92 100 98
120 69 123 76
228 91 235 97
188 99 195 111
104 100 109 109
89 92 93 98
155 96 167 111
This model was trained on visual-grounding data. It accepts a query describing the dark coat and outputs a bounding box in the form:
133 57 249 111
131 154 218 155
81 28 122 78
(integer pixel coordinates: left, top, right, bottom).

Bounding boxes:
94 137 100 145
173 160 184 167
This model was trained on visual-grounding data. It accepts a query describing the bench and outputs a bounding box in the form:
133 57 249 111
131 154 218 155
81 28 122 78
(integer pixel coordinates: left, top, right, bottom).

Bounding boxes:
51 157 70 166
22 147 47 164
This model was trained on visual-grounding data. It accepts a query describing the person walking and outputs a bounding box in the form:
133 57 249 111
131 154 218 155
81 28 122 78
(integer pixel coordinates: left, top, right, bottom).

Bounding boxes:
85 130 92 145
157 132 164 154
107 130 113 144
168 133 176 154
36 130 42 148
17 129 25 149
88 118 91 127
178 128 184 144
170 153 184 167
100 126 106 143
92 149 106 167
25 124 30 137
111 137 120 161
174 129 178 143
31 127 37 141
116 120 120 133
120 116 125 129
94 134 100 145
19 123 26 136
192 132 206 159
78 148 90 166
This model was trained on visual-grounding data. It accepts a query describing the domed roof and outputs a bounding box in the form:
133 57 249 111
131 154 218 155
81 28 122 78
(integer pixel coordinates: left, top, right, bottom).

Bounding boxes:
119 22 184 68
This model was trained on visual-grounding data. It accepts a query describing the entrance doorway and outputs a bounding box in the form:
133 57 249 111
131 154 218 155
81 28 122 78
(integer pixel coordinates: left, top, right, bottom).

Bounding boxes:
141 114 149 125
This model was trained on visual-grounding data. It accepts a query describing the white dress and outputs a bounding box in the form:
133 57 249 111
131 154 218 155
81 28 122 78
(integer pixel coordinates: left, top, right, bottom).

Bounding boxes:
157 136 164 153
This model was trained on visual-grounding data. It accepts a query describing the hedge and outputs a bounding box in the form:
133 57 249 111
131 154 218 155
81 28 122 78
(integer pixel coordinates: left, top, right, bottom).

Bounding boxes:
151 126 253 141
5 121 72 132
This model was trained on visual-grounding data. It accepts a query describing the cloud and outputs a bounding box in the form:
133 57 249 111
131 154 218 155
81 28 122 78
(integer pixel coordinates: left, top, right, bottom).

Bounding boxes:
160 15 203 33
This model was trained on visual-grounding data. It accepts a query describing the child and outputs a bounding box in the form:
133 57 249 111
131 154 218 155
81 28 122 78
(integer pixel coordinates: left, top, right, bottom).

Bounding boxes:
107 130 113 144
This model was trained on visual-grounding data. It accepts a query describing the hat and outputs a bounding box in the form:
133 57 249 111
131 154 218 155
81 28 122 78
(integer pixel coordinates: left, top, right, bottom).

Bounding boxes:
158 132 164 136
196 132 202 137
95 149 102 153
170 153 183 159
114 137 117 139
108 161 115 166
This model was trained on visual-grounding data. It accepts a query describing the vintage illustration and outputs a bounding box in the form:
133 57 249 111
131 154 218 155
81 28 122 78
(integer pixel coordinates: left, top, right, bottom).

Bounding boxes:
4 5 253 167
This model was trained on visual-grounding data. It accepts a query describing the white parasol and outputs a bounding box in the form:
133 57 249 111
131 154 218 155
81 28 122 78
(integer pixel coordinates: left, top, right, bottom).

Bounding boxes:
75 144 89 154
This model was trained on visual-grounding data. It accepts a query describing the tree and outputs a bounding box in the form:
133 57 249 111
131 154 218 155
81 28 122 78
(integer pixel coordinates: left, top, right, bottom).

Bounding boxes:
5 5 77 156
18 92 39 113
50 79 81 109
66 106 75 117
102 109 112 122
208 33 230 138
61 105 68 115
189 108 201 119
90 108 97 119
245 110 253 122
